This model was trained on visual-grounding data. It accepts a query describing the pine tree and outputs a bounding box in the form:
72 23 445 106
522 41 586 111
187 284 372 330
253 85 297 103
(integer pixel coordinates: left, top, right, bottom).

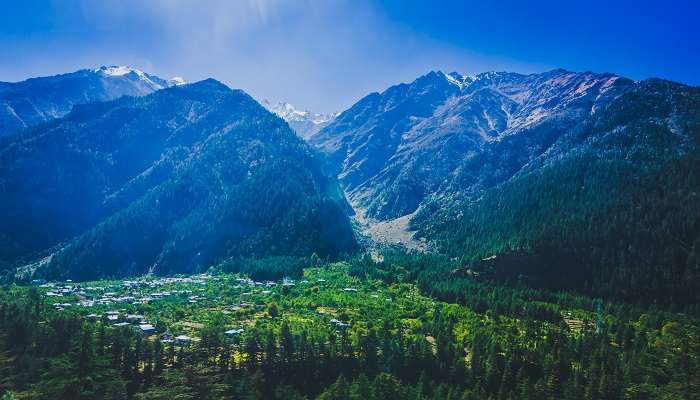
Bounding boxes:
154 340 164 376
362 328 379 376
280 321 295 365
350 374 373 400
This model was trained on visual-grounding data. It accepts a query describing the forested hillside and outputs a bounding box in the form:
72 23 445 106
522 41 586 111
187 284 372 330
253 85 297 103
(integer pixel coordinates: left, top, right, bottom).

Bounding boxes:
0 79 356 281
309 68 700 311
416 79 700 312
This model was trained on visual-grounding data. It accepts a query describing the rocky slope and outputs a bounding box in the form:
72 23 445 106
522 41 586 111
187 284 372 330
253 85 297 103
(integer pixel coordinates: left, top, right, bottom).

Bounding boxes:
312 69 633 220
417 79 700 308
314 68 700 308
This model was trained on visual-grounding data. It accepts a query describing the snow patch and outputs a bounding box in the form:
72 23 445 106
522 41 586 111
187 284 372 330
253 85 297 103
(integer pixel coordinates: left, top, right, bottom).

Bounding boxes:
260 99 336 125
95 66 145 77
169 77 187 86
93 66 184 91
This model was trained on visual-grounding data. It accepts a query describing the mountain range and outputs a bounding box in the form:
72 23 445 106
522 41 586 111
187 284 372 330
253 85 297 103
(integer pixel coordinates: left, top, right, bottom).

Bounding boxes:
312 69 700 308
260 99 337 139
0 66 185 139
312 69 632 221
0 76 355 280
1 66 698 309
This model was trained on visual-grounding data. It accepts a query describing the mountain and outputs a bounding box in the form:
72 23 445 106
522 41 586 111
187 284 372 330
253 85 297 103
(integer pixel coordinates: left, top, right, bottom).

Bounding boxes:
0 79 356 280
416 79 700 309
312 69 633 221
314 68 700 309
261 99 336 139
0 66 184 138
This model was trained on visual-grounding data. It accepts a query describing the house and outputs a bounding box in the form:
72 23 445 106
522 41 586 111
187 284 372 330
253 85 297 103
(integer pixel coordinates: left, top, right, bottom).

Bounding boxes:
329 319 351 331
113 322 131 328
282 278 295 286
337 322 351 330
139 324 156 336
225 329 245 338
343 288 358 293
126 314 145 323
175 335 192 345
159 333 175 344
118 296 135 303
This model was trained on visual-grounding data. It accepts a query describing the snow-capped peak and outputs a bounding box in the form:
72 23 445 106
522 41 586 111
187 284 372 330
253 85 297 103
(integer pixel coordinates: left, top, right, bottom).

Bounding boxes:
441 71 476 90
94 65 145 77
259 99 338 139
168 77 187 86
260 100 336 125
93 66 185 91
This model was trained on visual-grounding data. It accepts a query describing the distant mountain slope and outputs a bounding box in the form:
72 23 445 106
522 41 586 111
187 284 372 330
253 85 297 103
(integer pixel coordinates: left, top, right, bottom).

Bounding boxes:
313 69 700 309
0 66 184 138
261 100 336 139
312 69 632 220
416 79 700 309
0 79 356 280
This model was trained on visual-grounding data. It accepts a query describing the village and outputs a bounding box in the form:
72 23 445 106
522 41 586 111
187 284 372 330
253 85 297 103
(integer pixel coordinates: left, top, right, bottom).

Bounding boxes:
3 262 673 400
31 266 423 352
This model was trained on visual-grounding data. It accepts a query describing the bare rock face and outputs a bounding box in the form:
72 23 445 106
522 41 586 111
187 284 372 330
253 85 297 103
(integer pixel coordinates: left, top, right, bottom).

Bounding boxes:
312 69 633 220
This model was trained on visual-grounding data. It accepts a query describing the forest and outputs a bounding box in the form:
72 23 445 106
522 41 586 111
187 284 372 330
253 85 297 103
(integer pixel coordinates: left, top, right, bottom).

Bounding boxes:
0 255 698 399
415 80 700 315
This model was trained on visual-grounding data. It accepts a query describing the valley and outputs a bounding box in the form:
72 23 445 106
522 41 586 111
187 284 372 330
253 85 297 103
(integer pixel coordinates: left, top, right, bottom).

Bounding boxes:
1 256 698 399
2 2 698 398
0 66 699 399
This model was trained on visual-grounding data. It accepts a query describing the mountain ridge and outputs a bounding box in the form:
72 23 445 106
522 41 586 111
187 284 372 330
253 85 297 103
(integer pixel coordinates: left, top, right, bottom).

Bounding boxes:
311 67 700 308
2 65 699 310
312 68 634 221
0 78 356 280
0 66 185 138
260 99 337 139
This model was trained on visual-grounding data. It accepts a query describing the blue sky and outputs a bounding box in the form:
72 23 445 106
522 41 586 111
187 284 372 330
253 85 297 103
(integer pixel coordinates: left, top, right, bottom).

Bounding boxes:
1 0 698 112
